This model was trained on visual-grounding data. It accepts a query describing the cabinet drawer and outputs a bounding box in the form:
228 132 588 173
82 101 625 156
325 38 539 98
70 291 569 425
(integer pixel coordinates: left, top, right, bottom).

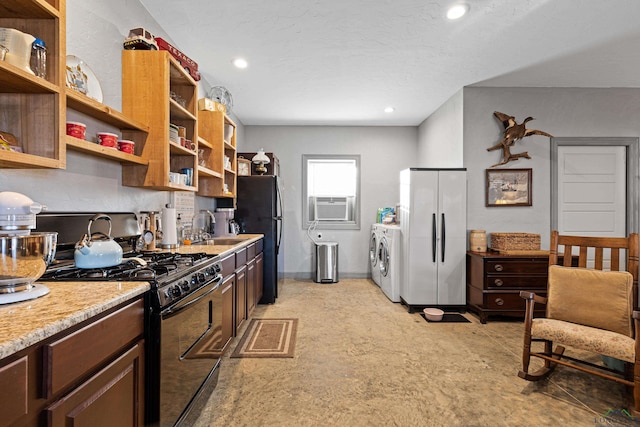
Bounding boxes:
485 259 548 275
46 341 144 427
247 242 256 259
484 275 547 289
235 247 247 266
256 238 263 253
483 292 547 310
44 299 144 398
219 253 236 278
0 356 28 426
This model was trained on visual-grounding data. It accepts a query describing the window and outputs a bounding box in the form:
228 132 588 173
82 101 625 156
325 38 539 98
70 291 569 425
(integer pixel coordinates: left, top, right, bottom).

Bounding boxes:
303 154 360 230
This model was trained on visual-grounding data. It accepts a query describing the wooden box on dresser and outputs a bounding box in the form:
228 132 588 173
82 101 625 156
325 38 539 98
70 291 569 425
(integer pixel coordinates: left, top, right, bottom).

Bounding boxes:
466 251 549 324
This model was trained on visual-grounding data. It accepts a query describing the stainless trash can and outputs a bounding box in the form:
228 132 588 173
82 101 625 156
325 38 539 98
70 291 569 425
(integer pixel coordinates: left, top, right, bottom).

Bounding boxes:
315 242 338 283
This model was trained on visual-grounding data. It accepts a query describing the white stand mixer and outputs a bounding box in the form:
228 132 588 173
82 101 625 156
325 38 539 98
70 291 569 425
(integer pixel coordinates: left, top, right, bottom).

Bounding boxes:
0 191 56 304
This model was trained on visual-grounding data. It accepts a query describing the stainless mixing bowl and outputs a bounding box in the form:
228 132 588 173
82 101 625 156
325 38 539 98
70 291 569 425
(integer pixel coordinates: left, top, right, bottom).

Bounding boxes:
0 232 57 292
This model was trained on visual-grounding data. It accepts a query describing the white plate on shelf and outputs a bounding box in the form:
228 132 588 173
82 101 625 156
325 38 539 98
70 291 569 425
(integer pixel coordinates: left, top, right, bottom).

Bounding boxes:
65 55 103 102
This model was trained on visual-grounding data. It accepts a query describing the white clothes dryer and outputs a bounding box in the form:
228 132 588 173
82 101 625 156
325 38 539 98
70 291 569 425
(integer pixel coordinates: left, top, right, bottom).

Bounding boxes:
378 224 401 302
369 224 382 286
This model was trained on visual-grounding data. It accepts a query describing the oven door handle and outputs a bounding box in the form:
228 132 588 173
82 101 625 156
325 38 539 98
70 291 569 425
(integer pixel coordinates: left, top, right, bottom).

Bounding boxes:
161 278 221 318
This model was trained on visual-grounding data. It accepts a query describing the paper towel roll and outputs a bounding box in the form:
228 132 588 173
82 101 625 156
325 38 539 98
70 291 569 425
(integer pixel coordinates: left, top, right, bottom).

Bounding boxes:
160 207 178 248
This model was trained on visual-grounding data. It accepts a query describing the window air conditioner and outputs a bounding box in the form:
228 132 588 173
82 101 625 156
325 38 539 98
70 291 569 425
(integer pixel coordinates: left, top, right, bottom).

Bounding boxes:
313 196 348 221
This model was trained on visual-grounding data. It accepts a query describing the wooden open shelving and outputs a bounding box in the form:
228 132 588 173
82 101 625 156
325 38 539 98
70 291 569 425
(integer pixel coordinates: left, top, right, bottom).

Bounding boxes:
0 0 66 169
121 50 198 191
197 106 237 198
65 89 149 165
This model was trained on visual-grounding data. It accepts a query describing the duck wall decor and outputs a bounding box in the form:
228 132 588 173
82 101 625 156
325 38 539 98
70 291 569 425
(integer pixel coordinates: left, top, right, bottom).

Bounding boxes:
487 111 552 167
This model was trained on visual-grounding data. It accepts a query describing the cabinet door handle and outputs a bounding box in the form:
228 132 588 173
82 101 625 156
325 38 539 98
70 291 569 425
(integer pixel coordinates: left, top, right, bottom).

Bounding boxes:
431 213 436 263
494 264 503 272
441 213 446 263
494 279 503 287
495 298 504 306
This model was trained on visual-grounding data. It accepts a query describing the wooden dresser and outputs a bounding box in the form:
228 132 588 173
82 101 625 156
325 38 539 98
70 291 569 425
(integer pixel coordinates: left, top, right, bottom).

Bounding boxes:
466 251 549 323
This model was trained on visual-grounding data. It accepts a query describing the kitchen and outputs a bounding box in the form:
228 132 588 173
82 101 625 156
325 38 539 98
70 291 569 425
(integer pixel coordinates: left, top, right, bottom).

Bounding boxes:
2 0 640 426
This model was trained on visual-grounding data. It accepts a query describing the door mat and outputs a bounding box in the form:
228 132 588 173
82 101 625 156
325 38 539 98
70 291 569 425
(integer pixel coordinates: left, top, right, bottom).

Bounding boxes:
419 313 471 323
231 318 298 358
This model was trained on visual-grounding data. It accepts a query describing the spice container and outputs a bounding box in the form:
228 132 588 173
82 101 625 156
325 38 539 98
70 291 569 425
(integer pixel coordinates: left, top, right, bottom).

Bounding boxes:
30 37 46 78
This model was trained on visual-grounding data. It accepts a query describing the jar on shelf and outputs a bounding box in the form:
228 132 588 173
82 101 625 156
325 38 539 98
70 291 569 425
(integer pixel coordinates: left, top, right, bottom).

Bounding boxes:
30 37 46 78
469 230 487 252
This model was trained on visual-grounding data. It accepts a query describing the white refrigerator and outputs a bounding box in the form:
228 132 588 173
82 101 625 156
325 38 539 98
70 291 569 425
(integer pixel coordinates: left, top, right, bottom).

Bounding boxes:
399 168 467 310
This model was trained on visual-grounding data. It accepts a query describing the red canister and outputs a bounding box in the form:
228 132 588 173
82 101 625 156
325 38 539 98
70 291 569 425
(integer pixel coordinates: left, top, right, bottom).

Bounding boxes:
66 122 86 139
118 139 135 154
97 132 118 148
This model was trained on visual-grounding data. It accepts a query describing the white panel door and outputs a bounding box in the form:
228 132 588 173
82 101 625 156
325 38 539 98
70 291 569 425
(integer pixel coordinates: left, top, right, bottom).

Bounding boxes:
557 145 626 237
437 171 467 305
406 170 438 305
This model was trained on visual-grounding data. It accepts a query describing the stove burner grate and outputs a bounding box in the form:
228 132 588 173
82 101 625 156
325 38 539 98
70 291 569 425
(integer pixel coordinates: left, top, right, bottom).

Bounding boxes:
41 252 211 283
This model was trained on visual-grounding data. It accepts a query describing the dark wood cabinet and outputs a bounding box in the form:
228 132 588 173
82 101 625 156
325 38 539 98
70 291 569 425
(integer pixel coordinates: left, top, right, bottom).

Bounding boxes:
0 356 28 426
220 274 235 350
235 265 247 332
466 251 549 323
0 297 145 427
45 341 144 427
217 239 264 339
246 258 256 316
255 252 264 304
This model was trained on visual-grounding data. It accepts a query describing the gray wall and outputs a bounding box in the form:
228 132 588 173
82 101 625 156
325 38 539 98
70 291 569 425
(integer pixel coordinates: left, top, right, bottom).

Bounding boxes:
417 89 464 167
462 87 640 249
242 126 418 277
1 0 243 215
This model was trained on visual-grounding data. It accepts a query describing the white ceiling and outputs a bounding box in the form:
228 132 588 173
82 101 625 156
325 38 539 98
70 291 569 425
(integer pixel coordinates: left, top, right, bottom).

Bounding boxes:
140 0 640 126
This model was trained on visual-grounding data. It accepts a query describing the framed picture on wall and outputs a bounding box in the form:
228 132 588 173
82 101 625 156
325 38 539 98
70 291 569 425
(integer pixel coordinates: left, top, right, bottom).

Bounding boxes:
485 168 532 207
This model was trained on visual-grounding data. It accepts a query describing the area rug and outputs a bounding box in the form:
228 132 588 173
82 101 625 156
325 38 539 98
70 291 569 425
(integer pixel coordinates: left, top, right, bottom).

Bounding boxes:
419 313 471 323
231 318 298 358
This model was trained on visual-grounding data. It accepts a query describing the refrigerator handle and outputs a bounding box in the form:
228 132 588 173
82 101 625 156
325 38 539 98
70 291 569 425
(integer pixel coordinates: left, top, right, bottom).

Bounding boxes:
431 213 437 263
441 213 446 263
275 180 284 255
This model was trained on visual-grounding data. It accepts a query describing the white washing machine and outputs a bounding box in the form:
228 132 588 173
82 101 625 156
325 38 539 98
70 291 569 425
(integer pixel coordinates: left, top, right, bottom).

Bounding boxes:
369 224 381 286
378 224 401 302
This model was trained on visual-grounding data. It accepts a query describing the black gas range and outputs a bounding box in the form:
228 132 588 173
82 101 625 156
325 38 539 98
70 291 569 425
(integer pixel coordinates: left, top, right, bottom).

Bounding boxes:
36 212 225 427
42 251 220 309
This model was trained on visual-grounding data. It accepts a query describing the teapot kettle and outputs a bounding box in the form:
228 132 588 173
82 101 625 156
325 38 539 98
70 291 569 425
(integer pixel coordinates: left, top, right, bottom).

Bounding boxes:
74 214 123 268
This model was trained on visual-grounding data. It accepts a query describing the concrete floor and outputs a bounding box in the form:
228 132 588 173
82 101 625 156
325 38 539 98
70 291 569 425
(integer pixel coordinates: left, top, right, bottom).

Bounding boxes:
195 279 634 426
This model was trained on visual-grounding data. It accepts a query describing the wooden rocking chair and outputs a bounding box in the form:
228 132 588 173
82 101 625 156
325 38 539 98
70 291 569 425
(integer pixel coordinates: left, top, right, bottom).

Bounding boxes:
519 230 640 410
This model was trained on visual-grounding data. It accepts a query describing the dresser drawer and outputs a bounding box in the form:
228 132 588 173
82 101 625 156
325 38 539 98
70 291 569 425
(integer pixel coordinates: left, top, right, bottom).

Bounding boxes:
485 259 548 275
484 275 547 289
482 291 547 310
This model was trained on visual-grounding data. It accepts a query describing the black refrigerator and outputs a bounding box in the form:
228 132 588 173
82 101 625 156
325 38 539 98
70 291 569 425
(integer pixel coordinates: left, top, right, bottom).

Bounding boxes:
236 175 283 304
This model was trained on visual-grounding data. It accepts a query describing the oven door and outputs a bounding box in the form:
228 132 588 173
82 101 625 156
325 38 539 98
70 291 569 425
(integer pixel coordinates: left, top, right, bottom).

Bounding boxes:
159 277 223 426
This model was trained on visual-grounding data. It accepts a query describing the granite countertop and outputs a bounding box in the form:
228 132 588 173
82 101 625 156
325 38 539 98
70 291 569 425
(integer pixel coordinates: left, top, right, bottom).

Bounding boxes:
0 234 264 361
176 234 263 257
0 281 150 360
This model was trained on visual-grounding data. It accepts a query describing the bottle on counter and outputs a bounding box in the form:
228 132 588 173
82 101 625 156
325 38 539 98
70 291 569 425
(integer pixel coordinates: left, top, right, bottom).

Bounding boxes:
30 37 46 78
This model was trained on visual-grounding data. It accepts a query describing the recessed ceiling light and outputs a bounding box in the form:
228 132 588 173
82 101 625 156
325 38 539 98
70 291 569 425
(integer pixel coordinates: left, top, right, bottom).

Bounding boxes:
384 107 395 113
232 58 248 69
446 4 469 20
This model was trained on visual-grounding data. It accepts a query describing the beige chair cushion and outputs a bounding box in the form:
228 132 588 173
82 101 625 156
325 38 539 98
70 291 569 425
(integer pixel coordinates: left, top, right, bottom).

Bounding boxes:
531 318 635 362
547 265 633 337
